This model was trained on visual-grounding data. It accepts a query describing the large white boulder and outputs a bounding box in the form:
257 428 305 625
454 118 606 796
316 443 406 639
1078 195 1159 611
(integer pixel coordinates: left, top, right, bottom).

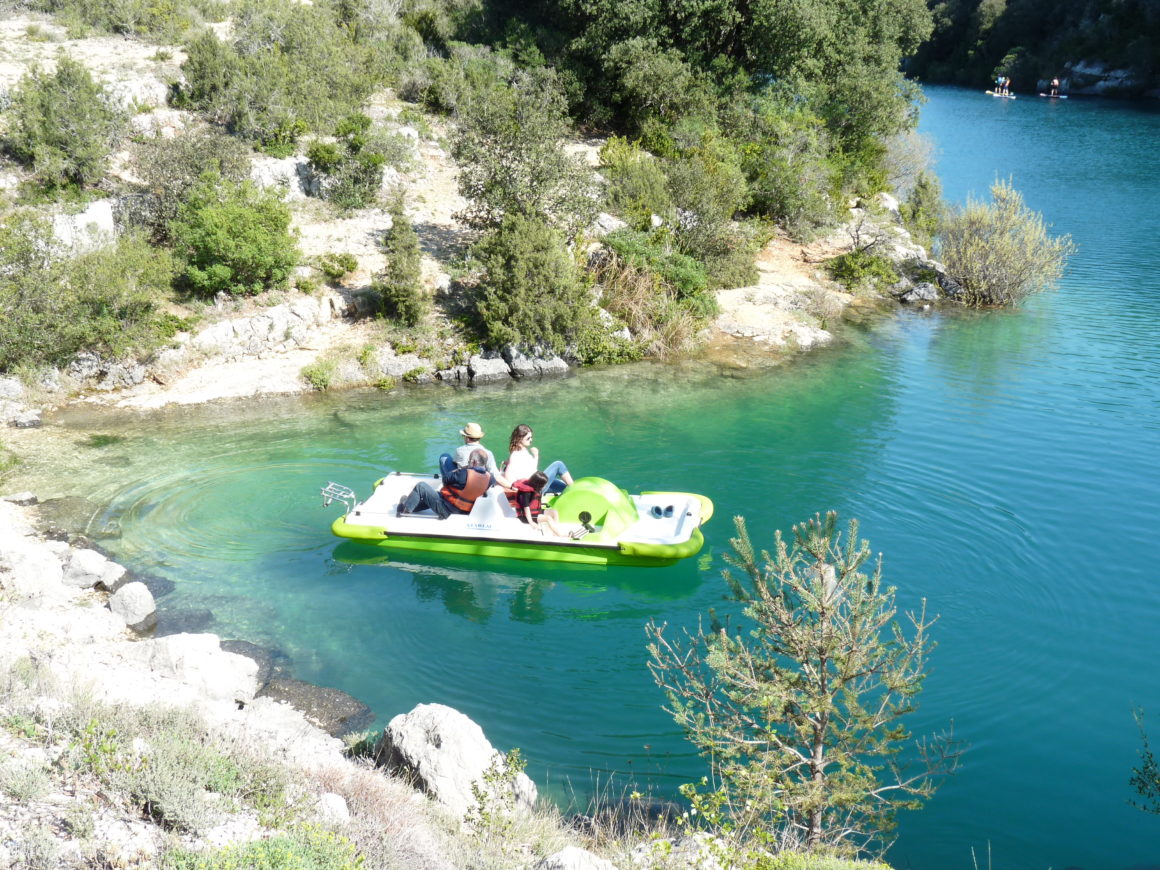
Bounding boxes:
63 548 122 589
377 703 537 818
108 581 156 631
121 633 259 703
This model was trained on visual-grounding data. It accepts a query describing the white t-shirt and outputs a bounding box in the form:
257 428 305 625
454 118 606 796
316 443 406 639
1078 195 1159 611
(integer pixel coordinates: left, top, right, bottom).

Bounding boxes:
504 448 537 482
454 443 498 475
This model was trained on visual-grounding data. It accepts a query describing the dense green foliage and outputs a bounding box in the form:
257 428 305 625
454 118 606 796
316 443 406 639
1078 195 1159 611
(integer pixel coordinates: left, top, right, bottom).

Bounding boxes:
473 213 594 351
910 0 1160 93
0 214 175 372
133 127 252 242
452 68 599 240
170 173 299 298
174 2 386 151
825 250 900 292
374 203 428 326
306 114 405 211
4 57 126 191
1131 707 1160 814
28 0 224 41
164 826 363 869
648 512 956 854
938 178 1075 307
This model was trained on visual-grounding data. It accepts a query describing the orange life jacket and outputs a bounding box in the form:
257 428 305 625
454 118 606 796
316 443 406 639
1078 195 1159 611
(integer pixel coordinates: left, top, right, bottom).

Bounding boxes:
440 469 490 512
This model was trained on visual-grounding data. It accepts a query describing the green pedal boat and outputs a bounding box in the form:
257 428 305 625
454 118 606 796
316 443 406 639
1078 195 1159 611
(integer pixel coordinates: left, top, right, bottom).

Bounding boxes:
322 474 713 566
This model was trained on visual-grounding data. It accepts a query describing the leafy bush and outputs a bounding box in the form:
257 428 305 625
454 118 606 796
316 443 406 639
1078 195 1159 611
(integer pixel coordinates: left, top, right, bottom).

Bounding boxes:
163 825 362 869
301 359 337 391
900 170 945 251
602 229 714 316
5 57 126 191
27 0 222 41
170 172 299 298
592 253 704 358
133 126 252 242
317 252 359 282
473 213 595 351
175 3 383 149
373 204 427 326
0 214 176 372
599 137 673 230
306 114 390 211
825 249 900 292
453 67 599 241
398 44 515 114
938 177 1076 307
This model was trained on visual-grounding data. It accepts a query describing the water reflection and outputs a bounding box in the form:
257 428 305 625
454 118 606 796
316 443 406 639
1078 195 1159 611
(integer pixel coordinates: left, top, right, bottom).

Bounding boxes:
330 543 701 624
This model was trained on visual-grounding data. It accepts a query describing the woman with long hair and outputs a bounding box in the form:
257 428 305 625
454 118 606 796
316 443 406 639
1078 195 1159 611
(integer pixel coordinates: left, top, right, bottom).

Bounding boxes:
505 424 573 494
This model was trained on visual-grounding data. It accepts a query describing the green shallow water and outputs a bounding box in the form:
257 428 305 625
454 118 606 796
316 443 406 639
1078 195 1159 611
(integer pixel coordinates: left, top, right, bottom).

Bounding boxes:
10 85 1160 869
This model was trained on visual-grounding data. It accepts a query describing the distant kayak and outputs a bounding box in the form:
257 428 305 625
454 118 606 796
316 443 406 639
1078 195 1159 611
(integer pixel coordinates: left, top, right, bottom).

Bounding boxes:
1039 93 1069 99
985 90 1017 99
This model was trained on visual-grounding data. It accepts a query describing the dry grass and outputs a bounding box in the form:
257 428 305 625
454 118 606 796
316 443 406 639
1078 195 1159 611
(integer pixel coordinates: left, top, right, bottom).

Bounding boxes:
594 255 704 359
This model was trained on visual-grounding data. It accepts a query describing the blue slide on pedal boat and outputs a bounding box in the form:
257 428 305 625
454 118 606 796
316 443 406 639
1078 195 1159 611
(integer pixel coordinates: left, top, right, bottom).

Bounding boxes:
322 474 713 567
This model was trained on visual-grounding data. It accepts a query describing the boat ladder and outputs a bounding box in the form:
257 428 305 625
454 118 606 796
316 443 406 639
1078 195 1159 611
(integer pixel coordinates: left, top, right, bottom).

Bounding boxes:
321 482 357 513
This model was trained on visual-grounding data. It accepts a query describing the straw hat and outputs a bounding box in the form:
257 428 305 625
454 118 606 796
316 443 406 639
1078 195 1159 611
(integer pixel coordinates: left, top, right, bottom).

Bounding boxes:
459 422 484 439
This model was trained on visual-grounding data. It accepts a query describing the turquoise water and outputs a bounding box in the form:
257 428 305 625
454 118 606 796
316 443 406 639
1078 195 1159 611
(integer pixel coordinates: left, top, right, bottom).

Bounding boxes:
17 86 1160 868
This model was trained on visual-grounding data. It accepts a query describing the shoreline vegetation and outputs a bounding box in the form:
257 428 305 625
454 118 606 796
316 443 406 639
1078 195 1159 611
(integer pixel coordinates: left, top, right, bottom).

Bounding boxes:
0 0 1080 866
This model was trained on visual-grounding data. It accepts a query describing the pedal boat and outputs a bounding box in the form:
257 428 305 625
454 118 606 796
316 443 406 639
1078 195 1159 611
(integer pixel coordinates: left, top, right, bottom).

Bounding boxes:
323 474 713 566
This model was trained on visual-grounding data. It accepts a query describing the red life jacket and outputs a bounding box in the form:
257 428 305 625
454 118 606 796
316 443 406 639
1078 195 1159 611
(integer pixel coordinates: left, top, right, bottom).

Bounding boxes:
509 479 543 522
440 469 490 512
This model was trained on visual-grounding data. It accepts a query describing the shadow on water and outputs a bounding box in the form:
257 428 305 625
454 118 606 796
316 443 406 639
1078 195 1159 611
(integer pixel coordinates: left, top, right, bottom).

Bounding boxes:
329 541 702 624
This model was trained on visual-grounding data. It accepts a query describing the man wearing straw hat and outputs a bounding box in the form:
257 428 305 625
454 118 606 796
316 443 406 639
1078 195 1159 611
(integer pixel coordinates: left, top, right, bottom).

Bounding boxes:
440 422 511 487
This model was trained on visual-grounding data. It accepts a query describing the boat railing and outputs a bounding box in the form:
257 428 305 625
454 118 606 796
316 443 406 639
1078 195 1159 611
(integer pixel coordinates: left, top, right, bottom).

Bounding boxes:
321 482 357 513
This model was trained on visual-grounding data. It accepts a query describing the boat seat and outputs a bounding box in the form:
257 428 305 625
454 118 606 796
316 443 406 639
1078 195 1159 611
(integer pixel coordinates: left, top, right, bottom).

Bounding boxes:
466 485 519 528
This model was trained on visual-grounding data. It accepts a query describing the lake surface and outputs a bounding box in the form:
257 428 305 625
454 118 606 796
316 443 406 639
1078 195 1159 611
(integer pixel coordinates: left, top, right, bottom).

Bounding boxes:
13 85 1160 868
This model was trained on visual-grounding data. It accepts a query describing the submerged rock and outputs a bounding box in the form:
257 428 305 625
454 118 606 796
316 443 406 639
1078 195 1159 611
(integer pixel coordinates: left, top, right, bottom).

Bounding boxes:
154 607 215 636
258 678 374 737
220 639 292 690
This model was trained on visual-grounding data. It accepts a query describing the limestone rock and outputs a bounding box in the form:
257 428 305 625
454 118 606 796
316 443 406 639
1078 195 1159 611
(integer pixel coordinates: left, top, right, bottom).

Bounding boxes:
258 679 374 737
315 792 351 826
376 703 537 818
122 633 259 702
108 581 157 632
63 548 115 589
9 410 41 429
899 282 940 304
0 377 24 401
2 492 37 506
536 846 619 870
467 354 511 384
51 200 116 250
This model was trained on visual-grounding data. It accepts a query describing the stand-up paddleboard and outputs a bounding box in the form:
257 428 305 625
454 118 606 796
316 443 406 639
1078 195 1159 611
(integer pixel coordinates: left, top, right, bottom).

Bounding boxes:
1039 93 1069 99
985 90 1017 99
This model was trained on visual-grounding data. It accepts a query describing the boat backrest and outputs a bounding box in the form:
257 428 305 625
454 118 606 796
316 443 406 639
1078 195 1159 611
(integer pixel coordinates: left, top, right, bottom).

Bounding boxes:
466 486 518 530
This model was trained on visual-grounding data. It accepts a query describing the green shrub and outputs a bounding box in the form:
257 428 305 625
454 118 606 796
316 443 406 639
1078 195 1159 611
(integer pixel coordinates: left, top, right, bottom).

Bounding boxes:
473 213 595 351
301 359 337 391
175 4 383 148
5 57 126 191
163 825 362 869
938 177 1076 307
452 67 599 240
26 0 220 41
0 214 176 372
317 252 359 282
170 172 299 298
0 761 52 802
901 170 945 251
825 250 900 292
600 137 673 230
306 114 392 211
603 229 714 315
133 126 251 242
373 205 427 325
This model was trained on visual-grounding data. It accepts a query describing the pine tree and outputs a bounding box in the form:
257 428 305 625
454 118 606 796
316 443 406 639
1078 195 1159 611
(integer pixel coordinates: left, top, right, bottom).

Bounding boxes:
647 512 959 855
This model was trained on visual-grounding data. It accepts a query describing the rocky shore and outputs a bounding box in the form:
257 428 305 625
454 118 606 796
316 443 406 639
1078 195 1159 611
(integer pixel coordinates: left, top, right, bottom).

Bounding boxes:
0 494 656 869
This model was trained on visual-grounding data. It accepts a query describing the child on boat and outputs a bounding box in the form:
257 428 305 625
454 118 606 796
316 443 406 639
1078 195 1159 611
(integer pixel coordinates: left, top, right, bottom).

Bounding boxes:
509 471 564 536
